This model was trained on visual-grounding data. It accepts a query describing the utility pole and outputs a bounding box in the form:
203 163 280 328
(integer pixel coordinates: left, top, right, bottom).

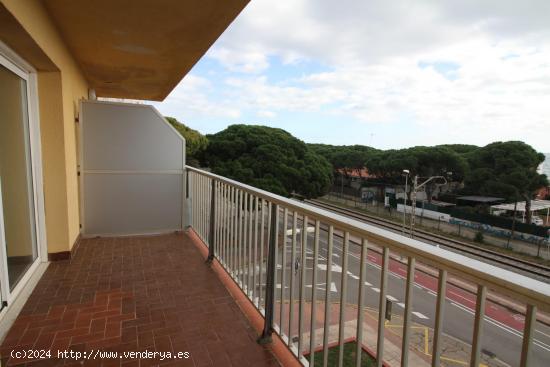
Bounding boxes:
402 170 410 235
410 176 418 238
409 174 449 239
340 171 344 198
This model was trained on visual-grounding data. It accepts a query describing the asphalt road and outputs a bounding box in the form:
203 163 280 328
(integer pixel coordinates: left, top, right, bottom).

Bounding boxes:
270 220 550 367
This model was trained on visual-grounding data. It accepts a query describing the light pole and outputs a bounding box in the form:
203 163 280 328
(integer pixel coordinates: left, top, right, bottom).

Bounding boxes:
402 169 410 235
409 175 448 238
340 170 344 198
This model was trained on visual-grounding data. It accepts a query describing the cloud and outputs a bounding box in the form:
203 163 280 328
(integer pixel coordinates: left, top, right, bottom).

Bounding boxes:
208 47 269 73
158 0 550 151
153 75 241 121
257 110 276 118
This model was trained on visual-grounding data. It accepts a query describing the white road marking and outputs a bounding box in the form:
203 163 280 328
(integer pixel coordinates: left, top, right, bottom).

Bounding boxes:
386 295 398 302
451 302 474 316
306 284 328 291
317 264 342 273
448 289 475 305
397 302 405 308
372 288 380 293
364 281 372 286
347 271 360 280
428 291 437 297
285 227 315 236
412 311 429 320
330 282 338 292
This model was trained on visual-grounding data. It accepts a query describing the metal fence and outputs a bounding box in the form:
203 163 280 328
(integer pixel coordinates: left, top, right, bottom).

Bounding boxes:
187 166 550 367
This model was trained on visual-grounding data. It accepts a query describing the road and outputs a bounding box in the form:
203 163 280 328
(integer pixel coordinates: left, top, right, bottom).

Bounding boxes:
269 218 550 366
216 203 550 366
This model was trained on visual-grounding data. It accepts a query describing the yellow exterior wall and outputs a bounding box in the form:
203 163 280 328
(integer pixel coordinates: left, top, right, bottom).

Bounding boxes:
2 0 88 253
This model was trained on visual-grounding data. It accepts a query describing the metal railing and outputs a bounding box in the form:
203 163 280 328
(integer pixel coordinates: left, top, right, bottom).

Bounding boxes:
186 166 550 367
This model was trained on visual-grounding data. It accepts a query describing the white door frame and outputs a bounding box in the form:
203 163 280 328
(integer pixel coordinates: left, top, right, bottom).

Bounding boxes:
0 41 48 308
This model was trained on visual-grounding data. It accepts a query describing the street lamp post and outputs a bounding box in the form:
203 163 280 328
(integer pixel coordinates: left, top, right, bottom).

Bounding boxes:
409 175 448 239
402 170 409 235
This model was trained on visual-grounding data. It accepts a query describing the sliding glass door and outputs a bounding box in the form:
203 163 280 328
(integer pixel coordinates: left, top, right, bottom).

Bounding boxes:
0 59 39 297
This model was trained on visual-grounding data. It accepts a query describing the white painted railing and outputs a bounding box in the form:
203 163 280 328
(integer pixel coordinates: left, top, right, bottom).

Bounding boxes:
186 166 550 367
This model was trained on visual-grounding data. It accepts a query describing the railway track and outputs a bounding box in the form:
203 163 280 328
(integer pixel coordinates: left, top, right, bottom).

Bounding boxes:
305 199 550 282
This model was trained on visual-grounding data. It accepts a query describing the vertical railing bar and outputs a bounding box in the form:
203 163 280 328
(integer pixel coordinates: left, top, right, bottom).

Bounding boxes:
520 304 537 367
298 215 309 357
201 174 205 240
238 190 244 286
194 172 197 230
193 172 198 234
215 182 220 257
470 285 486 367
355 238 368 367
401 257 416 367
205 176 209 241
243 191 248 288
217 182 222 258
201 175 204 240
309 220 320 366
213 181 217 257
248 194 254 297
234 189 239 281
280 208 289 339
220 184 225 265
266 201 273 312
205 176 208 240
235 189 240 281
259 199 265 308
197 173 200 237
376 247 390 367
252 197 260 308
258 203 279 344
233 187 238 278
431 269 447 367
322 225 334 367
202 174 205 237
243 192 248 291
190 172 193 228
225 184 229 267
228 186 233 274
247 193 250 296
223 184 228 266
206 178 216 263
196 173 200 236
337 232 349 367
289 211 298 346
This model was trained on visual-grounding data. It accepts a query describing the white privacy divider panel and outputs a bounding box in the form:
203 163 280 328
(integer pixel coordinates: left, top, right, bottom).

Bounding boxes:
80 100 185 236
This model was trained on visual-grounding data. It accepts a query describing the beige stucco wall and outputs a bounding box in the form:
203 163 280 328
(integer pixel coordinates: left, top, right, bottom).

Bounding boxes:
2 0 89 254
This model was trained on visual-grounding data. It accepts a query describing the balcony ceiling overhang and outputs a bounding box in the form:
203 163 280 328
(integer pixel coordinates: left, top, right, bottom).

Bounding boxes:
43 0 249 101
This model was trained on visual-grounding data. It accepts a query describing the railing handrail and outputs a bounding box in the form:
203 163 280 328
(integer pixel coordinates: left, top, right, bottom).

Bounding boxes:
186 166 550 313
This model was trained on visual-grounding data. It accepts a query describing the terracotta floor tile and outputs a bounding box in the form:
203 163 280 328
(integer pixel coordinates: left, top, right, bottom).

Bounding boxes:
0 233 280 366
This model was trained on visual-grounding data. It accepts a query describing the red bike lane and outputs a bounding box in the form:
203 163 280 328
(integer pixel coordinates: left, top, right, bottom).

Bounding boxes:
365 249 526 332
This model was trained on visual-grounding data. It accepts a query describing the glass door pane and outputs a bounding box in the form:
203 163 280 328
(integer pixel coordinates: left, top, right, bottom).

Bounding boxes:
0 64 38 291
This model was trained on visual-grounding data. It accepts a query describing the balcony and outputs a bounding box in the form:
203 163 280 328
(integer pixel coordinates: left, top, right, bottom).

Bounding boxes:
1 166 549 366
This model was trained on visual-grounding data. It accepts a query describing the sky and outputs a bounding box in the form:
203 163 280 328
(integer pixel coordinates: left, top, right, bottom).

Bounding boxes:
151 0 550 153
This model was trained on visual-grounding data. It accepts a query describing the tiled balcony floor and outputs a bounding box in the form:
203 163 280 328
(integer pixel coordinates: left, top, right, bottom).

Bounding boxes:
0 233 280 366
